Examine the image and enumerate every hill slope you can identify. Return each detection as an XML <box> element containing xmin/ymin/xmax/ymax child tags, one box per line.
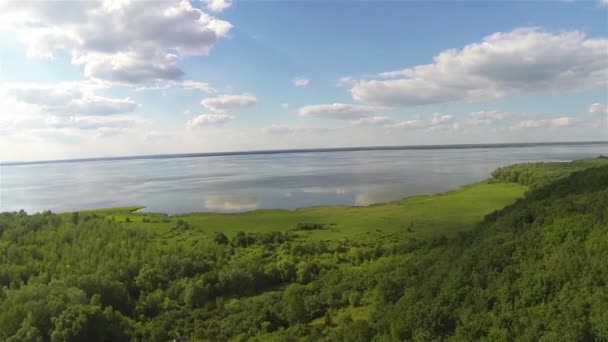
<box><xmin>372</xmin><ymin>163</ymin><xmax>608</xmax><ymax>341</ymax></box>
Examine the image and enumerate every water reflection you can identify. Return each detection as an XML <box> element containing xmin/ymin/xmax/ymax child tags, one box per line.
<box><xmin>1</xmin><ymin>144</ymin><xmax>606</xmax><ymax>214</ymax></box>
<box><xmin>204</xmin><ymin>196</ymin><xmax>260</xmax><ymax>212</ymax></box>
<box><xmin>301</xmin><ymin>187</ymin><xmax>349</xmax><ymax>195</ymax></box>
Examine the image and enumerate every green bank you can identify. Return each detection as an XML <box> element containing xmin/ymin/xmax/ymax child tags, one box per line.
<box><xmin>1</xmin><ymin>158</ymin><xmax>607</xmax><ymax>341</ymax></box>
<box><xmin>90</xmin><ymin>180</ymin><xmax>525</xmax><ymax>242</ymax></box>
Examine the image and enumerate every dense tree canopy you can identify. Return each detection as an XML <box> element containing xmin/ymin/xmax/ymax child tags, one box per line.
<box><xmin>0</xmin><ymin>159</ymin><xmax>607</xmax><ymax>340</ymax></box>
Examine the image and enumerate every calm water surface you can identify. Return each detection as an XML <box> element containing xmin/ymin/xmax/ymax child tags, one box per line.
<box><xmin>1</xmin><ymin>144</ymin><xmax>607</xmax><ymax>214</ymax></box>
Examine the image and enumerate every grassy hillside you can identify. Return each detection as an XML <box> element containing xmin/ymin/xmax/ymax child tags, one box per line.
<box><xmin>89</xmin><ymin>181</ymin><xmax>525</xmax><ymax>242</ymax></box>
<box><xmin>491</xmin><ymin>157</ymin><xmax>608</xmax><ymax>189</ymax></box>
<box><xmin>371</xmin><ymin>162</ymin><xmax>608</xmax><ymax>341</ymax></box>
<box><xmin>0</xmin><ymin>158</ymin><xmax>607</xmax><ymax>341</ymax></box>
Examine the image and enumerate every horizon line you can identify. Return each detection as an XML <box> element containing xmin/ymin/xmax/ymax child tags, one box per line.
<box><xmin>3</xmin><ymin>140</ymin><xmax>608</xmax><ymax>167</ymax></box>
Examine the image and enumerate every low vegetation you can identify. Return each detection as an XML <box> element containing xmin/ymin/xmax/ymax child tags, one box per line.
<box><xmin>0</xmin><ymin>158</ymin><xmax>607</xmax><ymax>341</ymax></box>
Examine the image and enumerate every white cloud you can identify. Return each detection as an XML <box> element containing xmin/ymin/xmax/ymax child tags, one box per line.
<box><xmin>1</xmin><ymin>1</ymin><xmax>233</xmax><ymax>84</ymax></box>
<box><xmin>336</xmin><ymin>76</ymin><xmax>357</xmax><ymax>87</ymax></box>
<box><xmin>430</xmin><ymin>113</ymin><xmax>453</xmax><ymax>125</ymax></box>
<box><xmin>46</xmin><ymin>115</ymin><xmax>142</xmax><ymax>130</ymax></box>
<box><xmin>180</xmin><ymin>80</ymin><xmax>216</xmax><ymax>92</ymax></box>
<box><xmin>263</xmin><ymin>124</ymin><xmax>296</xmax><ymax>135</ymax></box>
<box><xmin>2</xmin><ymin>82</ymin><xmax>139</xmax><ymax>116</ymax></box>
<box><xmin>589</xmin><ymin>103</ymin><xmax>608</xmax><ymax>115</ymax></box>
<box><xmin>201</xmin><ymin>93</ymin><xmax>258</xmax><ymax>113</ymax></box>
<box><xmin>281</xmin><ymin>103</ymin><xmax>290</xmax><ymax>110</ymax></box>
<box><xmin>293</xmin><ymin>77</ymin><xmax>310</xmax><ymax>87</ymax></box>
<box><xmin>468</xmin><ymin>110</ymin><xmax>512</xmax><ymax>125</ymax></box>
<box><xmin>136</xmin><ymin>80</ymin><xmax>216</xmax><ymax>93</ymax></box>
<box><xmin>516</xmin><ymin>117</ymin><xmax>585</xmax><ymax>128</ymax></box>
<box><xmin>298</xmin><ymin>103</ymin><xmax>382</xmax><ymax>120</ymax></box>
<box><xmin>63</xmin><ymin>96</ymin><xmax>138</xmax><ymax>116</ymax></box>
<box><xmin>9</xmin><ymin>86</ymin><xmax>83</xmax><ymax>107</ymax></box>
<box><xmin>0</xmin><ymin>109</ymin><xmax>144</xmax><ymax>138</ymax></box>
<box><xmin>391</xmin><ymin>119</ymin><xmax>427</xmax><ymax>129</ymax></box>
<box><xmin>351</xmin><ymin>28</ymin><xmax>608</xmax><ymax>106</ymax></box>
<box><xmin>186</xmin><ymin>114</ymin><xmax>233</xmax><ymax>128</ymax></box>
<box><xmin>201</xmin><ymin>0</ymin><xmax>233</xmax><ymax>13</ymax></box>
<box><xmin>351</xmin><ymin>113</ymin><xmax>455</xmax><ymax>131</ymax></box>
<box><xmin>351</xmin><ymin>116</ymin><xmax>396</xmax><ymax>126</ymax></box>
<box><xmin>426</xmin><ymin>122</ymin><xmax>461</xmax><ymax>132</ymax></box>
<box><xmin>262</xmin><ymin>125</ymin><xmax>336</xmax><ymax>135</ymax></box>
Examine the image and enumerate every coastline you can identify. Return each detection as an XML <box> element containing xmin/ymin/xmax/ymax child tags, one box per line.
<box><xmin>75</xmin><ymin>179</ymin><xmax>501</xmax><ymax>216</ymax></box>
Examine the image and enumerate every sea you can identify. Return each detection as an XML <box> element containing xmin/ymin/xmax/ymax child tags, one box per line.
<box><xmin>1</xmin><ymin>142</ymin><xmax>607</xmax><ymax>214</ymax></box>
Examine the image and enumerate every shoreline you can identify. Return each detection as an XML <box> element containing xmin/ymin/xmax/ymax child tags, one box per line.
<box><xmin>78</xmin><ymin>179</ymin><xmax>500</xmax><ymax>217</ymax></box>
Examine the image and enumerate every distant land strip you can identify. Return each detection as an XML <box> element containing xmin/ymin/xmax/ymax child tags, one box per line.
<box><xmin>3</xmin><ymin>141</ymin><xmax>608</xmax><ymax>166</ymax></box>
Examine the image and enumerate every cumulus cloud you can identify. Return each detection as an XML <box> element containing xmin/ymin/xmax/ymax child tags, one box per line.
<box><xmin>0</xmin><ymin>110</ymin><xmax>144</xmax><ymax>138</ymax></box>
<box><xmin>298</xmin><ymin>103</ymin><xmax>382</xmax><ymax>120</ymax></box>
<box><xmin>352</xmin><ymin>112</ymin><xmax>457</xmax><ymax>131</ymax></box>
<box><xmin>3</xmin><ymin>82</ymin><xmax>139</xmax><ymax>116</ymax></box>
<box><xmin>351</xmin><ymin>116</ymin><xmax>396</xmax><ymax>126</ymax></box>
<box><xmin>201</xmin><ymin>0</ymin><xmax>233</xmax><ymax>12</ymax></box>
<box><xmin>262</xmin><ymin>125</ymin><xmax>336</xmax><ymax>135</ymax></box>
<box><xmin>336</xmin><ymin>76</ymin><xmax>357</xmax><ymax>87</ymax></box>
<box><xmin>186</xmin><ymin>114</ymin><xmax>233</xmax><ymax>128</ymax></box>
<box><xmin>201</xmin><ymin>94</ymin><xmax>258</xmax><ymax>113</ymax></box>
<box><xmin>391</xmin><ymin>119</ymin><xmax>427</xmax><ymax>129</ymax></box>
<box><xmin>293</xmin><ymin>77</ymin><xmax>310</xmax><ymax>87</ymax></box>
<box><xmin>136</xmin><ymin>80</ymin><xmax>216</xmax><ymax>93</ymax></box>
<box><xmin>430</xmin><ymin>113</ymin><xmax>453</xmax><ymax>125</ymax></box>
<box><xmin>589</xmin><ymin>103</ymin><xmax>608</xmax><ymax>115</ymax></box>
<box><xmin>468</xmin><ymin>110</ymin><xmax>512</xmax><ymax>125</ymax></box>
<box><xmin>351</xmin><ymin>28</ymin><xmax>608</xmax><ymax>106</ymax></box>
<box><xmin>1</xmin><ymin>0</ymin><xmax>233</xmax><ymax>84</ymax></box>
<box><xmin>63</xmin><ymin>96</ymin><xmax>138</xmax><ymax>116</ymax></box>
<box><xmin>516</xmin><ymin>117</ymin><xmax>585</xmax><ymax>128</ymax></box>
<box><xmin>46</xmin><ymin>115</ymin><xmax>142</xmax><ymax>130</ymax></box>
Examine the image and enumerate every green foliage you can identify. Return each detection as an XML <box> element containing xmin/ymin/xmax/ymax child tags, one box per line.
<box><xmin>293</xmin><ymin>223</ymin><xmax>327</xmax><ymax>231</ymax></box>
<box><xmin>372</xmin><ymin>164</ymin><xmax>608</xmax><ymax>340</ymax></box>
<box><xmin>213</xmin><ymin>232</ymin><xmax>229</xmax><ymax>245</ymax></box>
<box><xmin>50</xmin><ymin>305</ymin><xmax>133</xmax><ymax>342</ymax></box>
<box><xmin>0</xmin><ymin>159</ymin><xmax>606</xmax><ymax>340</ymax></box>
<box><xmin>491</xmin><ymin>157</ymin><xmax>608</xmax><ymax>189</ymax></box>
<box><xmin>284</xmin><ymin>284</ymin><xmax>308</xmax><ymax>324</ymax></box>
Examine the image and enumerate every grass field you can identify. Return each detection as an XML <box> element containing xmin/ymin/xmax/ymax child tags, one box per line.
<box><xmin>83</xmin><ymin>180</ymin><xmax>526</xmax><ymax>242</ymax></box>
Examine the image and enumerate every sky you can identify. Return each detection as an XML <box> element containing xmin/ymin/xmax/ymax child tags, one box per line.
<box><xmin>0</xmin><ymin>0</ymin><xmax>607</xmax><ymax>161</ymax></box>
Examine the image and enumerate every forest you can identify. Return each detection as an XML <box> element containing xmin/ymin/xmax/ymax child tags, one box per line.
<box><xmin>1</xmin><ymin>158</ymin><xmax>607</xmax><ymax>341</ymax></box>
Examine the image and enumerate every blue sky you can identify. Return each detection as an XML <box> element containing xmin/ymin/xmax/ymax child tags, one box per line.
<box><xmin>0</xmin><ymin>0</ymin><xmax>606</xmax><ymax>161</ymax></box>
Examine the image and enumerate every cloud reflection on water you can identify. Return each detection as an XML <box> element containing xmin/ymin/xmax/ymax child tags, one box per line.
<box><xmin>2</xmin><ymin>144</ymin><xmax>606</xmax><ymax>214</ymax></box>
<box><xmin>301</xmin><ymin>187</ymin><xmax>348</xmax><ymax>195</ymax></box>
<box><xmin>205</xmin><ymin>196</ymin><xmax>260</xmax><ymax>212</ymax></box>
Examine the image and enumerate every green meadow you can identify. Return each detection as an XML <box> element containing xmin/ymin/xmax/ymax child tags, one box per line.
<box><xmin>87</xmin><ymin>157</ymin><xmax>608</xmax><ymax>243</ymax></box>
<box><xmin>87</xmin><ymin>181</ymin><xmax>526</xmax><ymax>241</ymax></box>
